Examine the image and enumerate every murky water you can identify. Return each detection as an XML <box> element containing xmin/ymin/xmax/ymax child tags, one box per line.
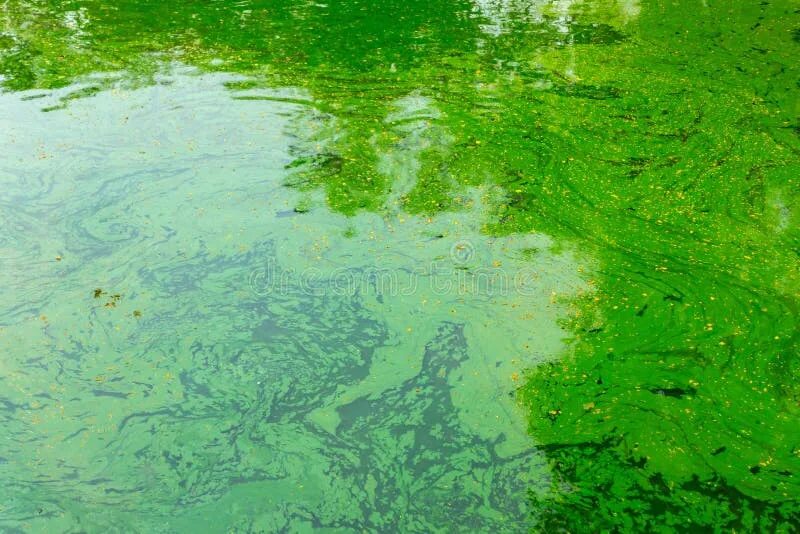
<box><xmin>1</xmin><ymin>0</ymin><xmax>799</xmax><ymax>532</ymax></box>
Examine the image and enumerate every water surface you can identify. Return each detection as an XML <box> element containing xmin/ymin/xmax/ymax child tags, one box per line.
<box><xmin>1</xmin><ymin>0</ymin><xmax>799</xmax><ymax>531</ymax></box>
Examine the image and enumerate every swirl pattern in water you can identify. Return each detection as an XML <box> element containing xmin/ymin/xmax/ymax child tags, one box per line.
<box><xmin>0</xmin><ymin>74</ymin><xmax>588</xmax><ymax>530</ymax></box>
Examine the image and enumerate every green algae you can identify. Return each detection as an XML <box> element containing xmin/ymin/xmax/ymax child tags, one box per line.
<box><xmin>1</xmin><ymin>0</ymin><xmax>799</xmax><ymax>531</ymax></box>
<box><xmin>0</xmin><ymin>72</ymin><xmax>589</xmax><ymax>531</ymax></box>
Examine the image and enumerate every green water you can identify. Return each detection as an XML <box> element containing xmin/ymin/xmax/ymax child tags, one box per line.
<box><xmin>0</xmin><ymin>0</ymin><xmax>798</xmax><ymax>532</ymax></box>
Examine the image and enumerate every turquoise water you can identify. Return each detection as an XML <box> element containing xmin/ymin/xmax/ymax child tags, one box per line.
<box><xmin>1</xmin><ymin>72</ymin><xmax>587</xmax><ymax>530</ymax></box>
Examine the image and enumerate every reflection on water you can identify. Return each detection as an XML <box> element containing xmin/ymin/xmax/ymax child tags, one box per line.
<box><xmin>1</xmin><ymin>0</ymin><xmax>800</xmax><ymax>531</ymax></box>
<box><xmin>472</xmin><ymin>0</ymin><xmax>639</xmax><ymax>37</ymax></box>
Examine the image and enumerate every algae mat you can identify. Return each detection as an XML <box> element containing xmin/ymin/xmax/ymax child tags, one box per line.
<box><xmin>1</xmin><ymin>0</ymin><xmax>799</xmax><ymax>532</ymax></box>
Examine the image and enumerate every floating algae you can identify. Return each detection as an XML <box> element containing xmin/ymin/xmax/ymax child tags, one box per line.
<box><xmin>0</xmin><ymin>0</ymin><xmax>798</xmax><ymax>531</ymax></box>
<box><xmin>0</xmin><ymin>70</ymin><xmax>588</xmax><ymax>530</ymax></box>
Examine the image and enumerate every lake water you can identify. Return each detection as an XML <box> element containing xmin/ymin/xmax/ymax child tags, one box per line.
<box><xmin>1</xmin><ymin>1</ymin><xmax>798</xmax><ymax>532</ymax></box>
